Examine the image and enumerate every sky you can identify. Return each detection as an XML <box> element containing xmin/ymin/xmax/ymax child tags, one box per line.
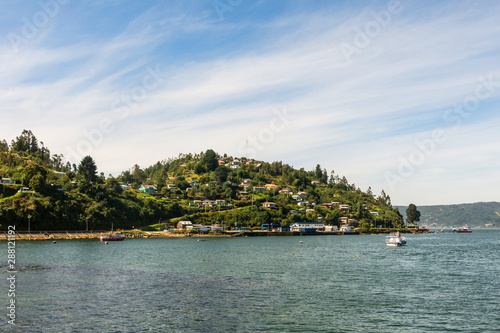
<box><xmin>1</xmin><ymin>0</ymin><xmax>499</xmax><ymax>206</ymax></box>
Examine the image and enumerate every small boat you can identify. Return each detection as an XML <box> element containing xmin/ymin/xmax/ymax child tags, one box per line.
<box><xmin>457</xmin><ymin>226</ymin><xmax>472</xmax><ymax>233</ymax></box>
<box><xmin>100</xmin><ymin>232</ymin><xmax>125</xmax><ymax>241</ymax></box>
<box><xmin>385</xmin><ymin>232</ymin><xmax>407</xmax><ymax>247</ymax></box>
<box><xmin>100</xmin><ymin>224</ymin><xmax>125</xmax><ymax>241</ymax></box>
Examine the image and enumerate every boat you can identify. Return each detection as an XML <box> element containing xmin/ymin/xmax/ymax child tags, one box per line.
<box><xmin>457</xmin><ymin>226</ymin><xmax>472</xmax><ymax>233</ymax></box>
<box><xmin>385</xmin><ymin>232</ymin><xmax>407</xmax><ymax>247</ymax></box>
<box><xmin>100</xmin><ymin>224</ymin><xmax>125</xmax><ymax>241</ymax></box>
<box><xmin>100</xmin><ymin>232</ymin><xmax>125</xmax><ymax>241</ymax></box>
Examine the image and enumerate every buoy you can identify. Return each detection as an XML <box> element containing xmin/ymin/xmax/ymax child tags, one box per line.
<box><xmin>53</xmin><ymin>241</ymin><xmax>56</xmax><ymax>244</ymax></box>
<box><xmin>105</xmin><ymin>241</ymin><xmax>108</xmax><ymax>244</ymax></box>
<box><xmin>299</xmin><ymin>241</ymin><xmax>303</xmax><ymax>244</ymax></box>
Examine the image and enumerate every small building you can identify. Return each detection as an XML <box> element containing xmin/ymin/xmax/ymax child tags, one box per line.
<box><xmin>291</xmin><ymin>222</ymin><xmax>325</xmax><ymax>232</ymax></box>
<box><xmin>265</xmin><ymin>184</ymin><xmax>278</xmax><ymax>190</ymax></box>
<box><xmin>325</xmin><ymin>225</ymin><xmax>338</xmax><ymax>232</ymax></box>
<box><xmin>262</xmin><ymin>202</ymin><xmax>278</xmax><ymax>209</ymax></box>
<box><xmin>177</xmin><ymin>221</ymin><xmax>193</xmax><ymax>229</ymax></box>
<box><xmin>279</xmin><ymin>188</ymin><xmax>293</xmax><ymax>195</ymax></box>
<box><xmin>253</xmin><ymin>186</ymin><xmax>266</xmax><ymax>192</ymax></box>
<box><xmin>340</xmin><ymin>224</ymin><xmax>351</xmax><ymax>232</ymax></box>
<box><xmin>370</xmin><ymin>211</ymin><xmax>380</xmax><ymax>216</ymax></box>
<box><xmin>292</xmin><ymin>195</ymin><xmax>303</xmax><ymax>202</ymax></box>
<box><xmin>187</xmin><ymin>224</ymin><xmax>211</xmax><ymax>232</ymax></box>
<box><xmin>1</xmin><ymin>178</ymin><xmax>15</xmax><ymax>184</ymax></box>
<box><xmin>339</xmin><ymin>204</ymin><xmax>350</xmax><ymax>211</ymax></box>
<box><xmin>211</xmin><ymin>224</ymin><xmax>223</xmax><ymax>232</ymax></box>
<box><xmin>138</xmin><ymin>185</ymin><xmax>157</xmax><ymax>194</ymax></box>
<box><xmin>215</xmin><ymin>199</ymin><xmax>228</xmax><ymax>206</ymax></box>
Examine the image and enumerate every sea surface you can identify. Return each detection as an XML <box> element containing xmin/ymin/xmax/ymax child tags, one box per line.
<box><xmin>2</xmin><ymin>230</ymin><xmax>499</xmax><ymax>332</ymax></box>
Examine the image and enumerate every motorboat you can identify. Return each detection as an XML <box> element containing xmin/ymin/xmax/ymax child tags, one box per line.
<box><xmin>385</xmin><ymin>232</ymin><xmax>407</xmax><ymax>247</ymax></box>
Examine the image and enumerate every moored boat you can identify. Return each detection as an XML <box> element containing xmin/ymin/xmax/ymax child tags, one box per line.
<box><xmin>385</xmin><ymin>232</ymin><xmax>406</xmax><ymax>247</ymax></box>
<box><xmin>100</xmin><ymin>232</ymin><xmax>125</xmax><ymax>241</ymax></box>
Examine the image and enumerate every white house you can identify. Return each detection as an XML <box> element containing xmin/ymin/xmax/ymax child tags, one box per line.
<box><xmin>340</xmin><ymin>224</ymin><xmax>351</xmax><ymax>232</ymax></box>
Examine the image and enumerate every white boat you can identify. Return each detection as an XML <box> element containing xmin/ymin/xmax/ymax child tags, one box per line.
<box><xmin>385</xmin><ymin>232</ymin><xmax>407</xmax><ymax>247</ymax></box>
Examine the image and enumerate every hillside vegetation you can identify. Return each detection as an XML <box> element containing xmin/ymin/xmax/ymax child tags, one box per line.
<box><xmin>1</xmin><ymin>130</ymin><xmax>405</xmax><ymax>231</ymax></box>
<box><xmin>397</xmin><ymin>202</ymin><xmax>500</xmax><ymax>229</ymax></box>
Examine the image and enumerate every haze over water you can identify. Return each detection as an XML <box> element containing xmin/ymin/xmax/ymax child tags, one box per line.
<box><xmin>3</xmin><ymin>230</ymin><xmax>499</xmax><ymax>332</ymax></box>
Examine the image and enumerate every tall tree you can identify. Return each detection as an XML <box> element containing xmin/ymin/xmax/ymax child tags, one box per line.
<box><xmin>406</xmin><ymin>203</ymin><xmax>421</xmax><ymax>225</ymax></box>
<box><xmin>77</xmin><ymin>156</ymin><xmax>98</xmax><ymax>190</ymax></box>
<box><xmin>11</xmin><ymin>129</ymin><xmax>39</xmax><ymax>154</ymax></box>
<box><xmin>202</xmin><ymin>149</ymin><xmax>219</xmax><ymax>172</ymax></box>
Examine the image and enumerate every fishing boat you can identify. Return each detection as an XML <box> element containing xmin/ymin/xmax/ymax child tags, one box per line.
<box><xmin>385</xmin><ymin>232</ymin><xmax>407</xmax><ymax>247</ymax></box>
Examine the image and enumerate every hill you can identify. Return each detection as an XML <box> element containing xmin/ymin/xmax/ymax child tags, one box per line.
<box><xmin>1</xmin><ymin>130</ymin><xmax>404</xmax><ymax>232</ymax></box>
<box><xmin>396</xmin><ymin>202</ymin><xmax>500</xmax><ymax>229</ymax></box>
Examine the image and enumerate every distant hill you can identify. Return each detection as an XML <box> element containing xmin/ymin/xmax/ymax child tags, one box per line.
<box><xmin>396</xmin><ymin>202</ymin><xmax>500</xmax><ymax>229</ymax></box>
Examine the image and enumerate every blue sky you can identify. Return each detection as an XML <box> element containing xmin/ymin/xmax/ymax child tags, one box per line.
<box><xmin>1</xmin><ymin>0</ymin><xmax>500</xmax><ymax>205</ymax></box>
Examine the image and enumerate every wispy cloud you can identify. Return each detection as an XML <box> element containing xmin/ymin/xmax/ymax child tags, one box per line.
<box><xmin>1</xmin><ymin>0</ymin><xmax>499</xmax><ymax>205</ymax></box>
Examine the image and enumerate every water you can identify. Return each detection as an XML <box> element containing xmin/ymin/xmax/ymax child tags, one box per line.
<box><xmin>2</xmin><ymin>230</ymin><xmax>499</xmax><ymax>332</ymax></box>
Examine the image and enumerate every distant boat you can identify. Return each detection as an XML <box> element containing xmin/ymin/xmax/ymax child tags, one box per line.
<box><xmin>100</xmin><ymin>224</ymin><xmax>125</xmax><ymax>241</ymax></box>
<box><xmin>100</xmin><ymin>232</ymin><xmax>125</xmax><ymax>241</ymax></box>
<box><xmin>385</xmin><ymin>232</ymin><xmax>407</xmax><ymax>247</ymax></box>
<box><xmin>457</xmin><ymin>226</ymin><xmax>472</xmax><ymax>233</ymax></box>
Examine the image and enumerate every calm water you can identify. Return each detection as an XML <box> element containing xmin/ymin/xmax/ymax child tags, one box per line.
<box><xmin>2</xmin><ymin>230</ymin><xmax>499</xmax><ymax>332</ymax></box>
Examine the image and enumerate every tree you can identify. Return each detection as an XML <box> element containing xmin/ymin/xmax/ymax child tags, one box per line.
<box><xmin>22</xmin><ymin>163</ymin><xmax>47</xmax><ymax>189</ymax></box>
<box><xmin>78</xmin><ymin>156</ymin><xmax>98</xmax><ymax>183</ymax></box>
<box><xmin>0</xmin><ymin>139</ymin><xmax>8</xmax><ymax>152</ymax></box>
<box><xmin>202</xmin><ymin>149</ymin><xmax>219</xmax><ymax>172</ymax></box>
<box><xmin>406</xmin><ymin>203</ymin><xmax>421</xmax><ymax>225</ymax></box>
<box><xmin>11</xmin><ymin>129</ymin><xmax>39</xmax><ymax>154</ymax></box>
<box><xmin>77</xmin><ymin>156</ymin><xmax>98</xmax><ymax>194</ymax></box>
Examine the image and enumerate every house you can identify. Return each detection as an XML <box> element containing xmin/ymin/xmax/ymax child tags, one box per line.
<box><xmin>321</xmin><ymin>203</ymin><xmax>334</xmax><ymax>209</ymax></box>
<box><xmin>339</xmin><ymin>217</ymin><xmax>349</xmax><ymax>224</ymax></box>
<box><xmin>297</xmin><ymin>202</ymin><xmax>307</xmax><ymax>207</ymax></box>
<box><xmin>177</xmin><ymin>221</ymin><xmax>193</xmax><ymax>229</ymax></box>
<box><xmin>289</xmin><ymin>210</ymin><xmax>299</xmax><ymax>215</ymax></box>
<box><xmin>211</xmin><ymin>224</ymin><xmax>223</xmax><ymax>232</ymax></box>
<box><xmin>18</xmin><ymin>187</ymin><xmax>34</xmax><ymax>193</ymax></box>
<box><xmin>238</xmin><ymin>191</ymin><xmax>248</xmax><ymax>197</ymax></box>
<box><xmin>370</xmin><ymin>211</ymin><xmax>380</xmax><ymax>216</ymax></box>
<box><xmin>189</xmin><ymin>200</ymin><xmax>203</xmax><ymax>207</ymax></box>
<box><xmin>279</xmin><ymin>188</ymin><xmax>293</xmax><ymax>195</ymax></box>
<box><xmin>120</xmin><ymin>183</ymin><xmax>132</xmax><ymax>191</ymax></box>
<box><xmin>262</xmin><ymin>202</ymin><xmax>278</xmax><ymax>209</ymax></box>
<box><xmin>311</xmin><ymin>180</ymin><xmax>320</xmax><ymax>185</ymax></box>
<box><xmin>138</xmin><ymin>185</ymin><xmax>157</xmax><ymax>194</ymax></box>
<box><xmin>1</xmin><ymin>178</ymin><xmax>15</xmax><ymax>184</ymax></box>
<box><xmin>340</xmin><ymin>224</ymin><xmax>351</xmax><ymax>232</ymax></box>
<box><xmin>166</xmin><ymin>184</ymin><xmax>178</xmax><ymax>189</ymax></box>
<box><xmin>339</xmin><ymin>204</ymin><xmax>350</xmax><ymax>211</ymax></box>
<box><xmin>218</xmin><ymin>160</ymin><xmax>225</xmax><ymax>165</ymax></box>
<box><xmin>292</xmin><ymin>195</ymin><xmax>303</xmax><ymax>202</ymax></box>
<box><xmin>180</xmin><ymin>163</ymin><xmax>187</xmax><ymax>168</ymax></box>
<box><xmin>297</xmin><ymin>191</ymin><xmax>307</xmax><ymax>197</ymax></box>
<box><xmin>187</xmin><ymin>224</ymin><xmax>211</xmax><ymax>232</ymax></box>
<box><xmin>253</xmin><ymin>186</ymin><xmax>266</xmax><ymax>192</ymax></box>
<box><xmin>215</xmin><ymin>199</ymin><xmax>228</xmax><ymax>206</ymax></box>
<box><xmin>230</xmin><ymin>165</ymin><xmax>240</xmax><ymax>169</ymax></box>
<box><xmin>325</xmin><ymin>225</ymin><xmax>338</xmax><ymax>232</ymax></box>
<box><xmin>265</xmin><ymin>184</ymin><xmax>278</xmax><ymax>190</ymax></box>
<box><xmin>189</xmin><ymin>180</ymin><xmax>199</xmax><ymax>186</ymax></box>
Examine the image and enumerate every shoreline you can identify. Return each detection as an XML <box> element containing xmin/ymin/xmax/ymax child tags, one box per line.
<box><xmin>0</xmin><ymin>228</ymin><xmax>430</xmax><ymax>241</ymax></box>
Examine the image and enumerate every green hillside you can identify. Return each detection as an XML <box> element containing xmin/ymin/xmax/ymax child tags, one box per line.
<box><xmin>1</xmin><ymin>130</ymin><xmax>404</xmax><ymax>232</ymax></box>
<box><xmin>396</xmin><ymin>202</ymin><xmax>500</xmax><ymax>229</ymax></box>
